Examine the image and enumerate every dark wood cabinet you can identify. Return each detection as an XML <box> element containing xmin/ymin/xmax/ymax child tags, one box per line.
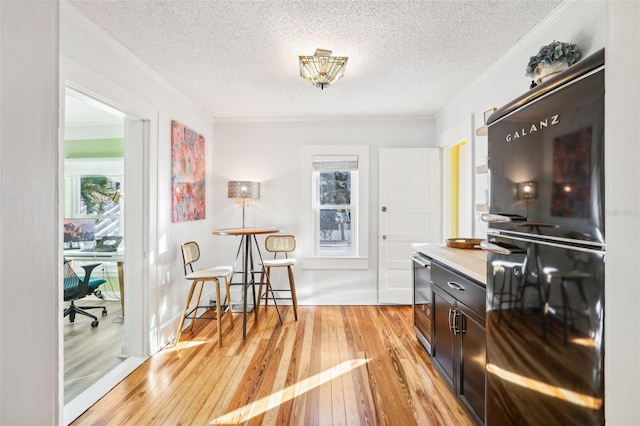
<box><xmin>458</xmin><ymin>302</ymin><xmax>486</xmax><ymax>423</ymax></box>
<box><xmin>431</xmin><ymin>261</ymin><xmax>486</xmax><ymax>425</ymax></box>
<box><xmin>432</xmin><ymin>287</ymin><xmax>456</xmax><ymax>386</ymax></box>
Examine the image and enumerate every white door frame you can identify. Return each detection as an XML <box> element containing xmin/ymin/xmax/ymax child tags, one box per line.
<box><xmin>60</xmin><ymin>58</ymin><xmax>159</xmax><ymax>423</ymax></box>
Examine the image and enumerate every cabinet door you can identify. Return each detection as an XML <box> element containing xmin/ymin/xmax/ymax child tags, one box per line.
<box><xmin>432</xmin><ymin>286</ymin><xmax>456</xmax><ymax>389</ymax></box>
<box><xmin>459</xmin><ymin>303</ymin><xmax>486</xmax><ymax>423</ymax></box>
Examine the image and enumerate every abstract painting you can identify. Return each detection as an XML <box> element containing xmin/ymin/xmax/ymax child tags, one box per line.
<box><xmin>171</xmin><ymin>120</ymin><xmax>206</xmax><ymax>222</ymax></box>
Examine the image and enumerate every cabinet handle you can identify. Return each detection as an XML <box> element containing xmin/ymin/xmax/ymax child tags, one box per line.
<box><xmin>449</xmin><ymin>308</ymin><xmax>461</xmax><ymax>334</ymax></box>
<box><xmin>452</xmin><ymin>310</ymin><xmax>459</xmax><ymax>335</ymax></box>
<box><xmin>447</xmin><ymin>281</ymin><xmax>465</xmax><ymax>291</ymax></box>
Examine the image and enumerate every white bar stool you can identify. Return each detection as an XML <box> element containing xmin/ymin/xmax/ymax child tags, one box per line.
<box><xmin>175</xmin><ymin>241</ymin><xmax>234</xmax><ymax>347</ymax></box>
<box><xmin>257</xmin><ymin>235</ymin><xmax>299</xmax><ymax>321</ymax></box>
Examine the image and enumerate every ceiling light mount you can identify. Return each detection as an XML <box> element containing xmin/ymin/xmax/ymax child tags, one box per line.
<box><xmin>299</xmin><ymin>48</ymin><xmax>348</xmax><ymax>90</ymax></box>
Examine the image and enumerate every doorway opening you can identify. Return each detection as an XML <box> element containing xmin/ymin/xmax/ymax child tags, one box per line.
<box><xmin>442</xmin><ymin>140</ymin><xmax>471</xmax><ymax>239</ymax></box>
<box><xmin>62</xmin><ymin>89</ymin><xmax>126</xmax><ymax>402</ymax></box>
<box><xmin>61</xmin><ymin>86</ymin><xmax>150</xmax><ymax>424</ymax></box>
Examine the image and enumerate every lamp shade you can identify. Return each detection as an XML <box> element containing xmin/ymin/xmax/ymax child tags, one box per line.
<box><xmin>299</xmin><ymin>49</ymin><xmax>348</xmax><ymax>90</ymax></box>
<box><xmin>228</xmin><ymin>181</ymin><xmax>260</xmax><ymax>200</ymax></box>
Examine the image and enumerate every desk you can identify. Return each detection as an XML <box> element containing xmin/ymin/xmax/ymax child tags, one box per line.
<box><xmin>63</xmin><ymin>250</ymin><xmax>124</xmax><ymax>316</ymax></box>
<box><xmin>212</xmin><ymin>227</ymin><xmax>282</xmax><ymax>337</ymax></box>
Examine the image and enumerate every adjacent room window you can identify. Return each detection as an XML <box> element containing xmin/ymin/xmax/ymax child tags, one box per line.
<box><xmin>64</xmin><ymin>159</ymin><xmax>124</xmax><ymax>241</ymax></box>
<box><xmin>302</xmin><ymin>145</ymin><xmax>369</xmax><ymax>269</ymax></box>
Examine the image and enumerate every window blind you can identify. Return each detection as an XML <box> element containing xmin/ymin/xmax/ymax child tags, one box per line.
<box><xmin>312</xmin><ymin>155</ymin><xmax>358</xmax><ymax>171</ymax></box>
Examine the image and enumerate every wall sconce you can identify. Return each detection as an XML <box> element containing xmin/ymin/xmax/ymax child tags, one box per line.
<box><xmin>517</xmin><ymin>181</ymin><xmax>538</xmax><ymax>200</ymax></box>
<box><xmin>561</xmin><ymin>182</ymin><xmax>573</xmax><ymax>193</ymax></box>
<box><xmin>228</xmin><ymin>181</ymin><xmax>260</xmax><ymax>228</ymax></box>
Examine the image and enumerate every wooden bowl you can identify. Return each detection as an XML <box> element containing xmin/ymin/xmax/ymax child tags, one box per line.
<box><xmin>446</xmin><ymin>238</ymin><xmax>484</xmax><ymax>250</ymax></box>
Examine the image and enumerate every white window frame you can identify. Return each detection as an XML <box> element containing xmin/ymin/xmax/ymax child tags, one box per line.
<box><xmin>313</xmin><ymin>160</ymin><xmax>358</xmax><ymax>256</ymax></box>
<box><xmin>301</xmin><ymin>145</ymin><xmax>369</xmax><ymax>269</ymax></box>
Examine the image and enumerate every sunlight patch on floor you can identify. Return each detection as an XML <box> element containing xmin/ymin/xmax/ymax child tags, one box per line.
<box><xmin>210</xmin><ymin>358</ymin><xmax>370</xmax><ymax>424</ymax></box>
<box><xmin>486</xmin><ymin>363</ymin><xmax>602</xmax><ymax>410</ymax></box>
<box><xmin>163</xmin><ymin>340</ymin><xmax>209</xmax><ymax>352</ymax></box>
<box><xmin>571</xmin><ymin>337</ymin><xmax>596</xmax><ymax>348</ymax></box>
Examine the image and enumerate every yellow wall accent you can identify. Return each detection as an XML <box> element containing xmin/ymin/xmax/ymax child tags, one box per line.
<box><xmin>450</xmin><ymin>144</ymin><xmax>459</xmax><ymax>237</ymax></box>
<box><xmin>450</xmin><ymin>140</ymin><xmax>466</xmax><ymax>237</ymax></box>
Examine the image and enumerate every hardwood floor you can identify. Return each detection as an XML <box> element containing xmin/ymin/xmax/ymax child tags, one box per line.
<box><xmin>72</xmin><ymin>305</ymin><xmax>474</xmax><ymax>425</ymax></box>
<box><xmin>64</xmin><ymin>297</ymin><xmax>124</xmax><ymax>404</ymax></box>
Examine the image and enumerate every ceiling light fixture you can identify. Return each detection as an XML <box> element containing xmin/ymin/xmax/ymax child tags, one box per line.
<box><xmin>299</xmin><ymin>49</ymin><xmax>348</xmax><ymax>90</ymax></box>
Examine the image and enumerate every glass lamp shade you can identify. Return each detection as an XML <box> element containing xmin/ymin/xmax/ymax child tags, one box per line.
<box><xmin>228</xmin><ymin>181</ymin><xmax>260</xmax><ymax>202</ymax></box>
<box><xmin>299</xmin><ymin>49</ymin><xmax>348</xmax><ymax>90</ymax></box>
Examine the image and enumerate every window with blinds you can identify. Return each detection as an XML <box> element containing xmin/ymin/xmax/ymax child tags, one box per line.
<box><xmin>312</xmin><ymin>155</ymin><xmax>359</xmax><ymax>256</ymax></box>
<box><xmin>301</xmin><ymin>145</ymin><xmax>369</xmax><ymax>269</ymax></box>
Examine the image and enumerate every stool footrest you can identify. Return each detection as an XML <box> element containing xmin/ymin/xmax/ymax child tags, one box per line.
<box><xmin>185</xmin><ymin>304</ymin><xmax>230</xmax><ymax>320</ymax></box>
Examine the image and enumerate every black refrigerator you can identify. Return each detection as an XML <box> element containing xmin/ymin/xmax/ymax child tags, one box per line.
<box><xmin>481</xmin><ymin>49</ymin><xmax>605</xmax><ymax>425</ymax></box>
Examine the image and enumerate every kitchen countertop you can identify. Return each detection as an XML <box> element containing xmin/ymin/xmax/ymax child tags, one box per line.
<box><xmin>412</xmin><ymin>243</ymin><xmax>487</xmax><ymax>285</ymax></box>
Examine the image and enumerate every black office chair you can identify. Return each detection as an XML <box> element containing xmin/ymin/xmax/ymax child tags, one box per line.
<box><xmin>63</xmin><ymin>259</ymin><xmax>108</xmax><ymax>327</ymax></box>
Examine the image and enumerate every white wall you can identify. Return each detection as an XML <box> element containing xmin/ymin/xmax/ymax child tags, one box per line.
<box><xmin>604</xmin><ymin>2</ymin><xmax>640</xmax><ymax>423</ymax></box>
<box><xmin>211</xmin><ymin>118</ymin><xmax>435</xmax><ymax>305</ymax></box>
<box><xmin>0</xmin><ymin>1</ymin><xmax>61</xmax><ymax>424</ymax></box>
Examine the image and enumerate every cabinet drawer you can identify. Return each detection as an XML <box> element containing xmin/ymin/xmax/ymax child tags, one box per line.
<box><xmin>432</xmin><ymin>262</ymin><xmax>485</xmax><ymax>318</ymax></box>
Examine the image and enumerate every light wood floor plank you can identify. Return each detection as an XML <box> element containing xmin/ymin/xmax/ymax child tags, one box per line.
<box><xmin>284</xmin><ymin>302</ymin><xmax>314</xmax><ymax>426</ymax></box>
<box><xmin>64</xmin><ymin>298</ymin><xmax>125</xmax><ymax>404</ymax></box>
<box><xmin>72</xmin><ymin>305</ymin><xmax>474</xmax><ymax>426</ymax></box>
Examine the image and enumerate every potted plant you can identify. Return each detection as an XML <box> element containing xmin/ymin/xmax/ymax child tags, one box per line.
<box><xmin>526</xmin><ymin>40</ymin><xmax>581</xmax><ymax>88</ymax></box>
<box><xmin>80</xmin><ymin>175</ymin><xmax>115</xmax><ymax>214</ymax></box>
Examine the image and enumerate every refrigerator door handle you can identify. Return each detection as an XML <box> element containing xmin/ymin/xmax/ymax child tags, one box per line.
<box><xmin>481</xmin><ymin>213</ymin><xmax>527</xmax><ymax>223</ymax></box>
<box><xmin>480</xmin><ymin>240</ymin><xmax>513</xmax><ymax>255</ymax></box>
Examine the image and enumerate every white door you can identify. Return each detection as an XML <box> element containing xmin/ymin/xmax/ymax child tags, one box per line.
<box><xmin>378</xmin><ymin>148</ymin><xmax>440</xmax><ymax>304</ymax></box>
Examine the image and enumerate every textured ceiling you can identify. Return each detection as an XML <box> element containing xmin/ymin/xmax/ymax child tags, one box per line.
<box><xmin>68</xmin><ymin>0</ymin><xmax>563</xmax><ymax>119</ymax></box>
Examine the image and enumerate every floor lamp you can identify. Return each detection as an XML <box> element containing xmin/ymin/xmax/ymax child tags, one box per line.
<box><xmin>227</xmin><ymin>181</ymin><xmax>260</xmax><ymax>312</ymax></box>
<box><xmin>227</xmin><ymin>181</ymin><xmax>260</xmax><ymax>228</ymax></box>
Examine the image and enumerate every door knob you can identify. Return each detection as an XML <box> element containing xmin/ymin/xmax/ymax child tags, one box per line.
<box><xmin>381</xmin><ymin>206</ymin><xmax>387</xmax><ymax>212</ymax></box>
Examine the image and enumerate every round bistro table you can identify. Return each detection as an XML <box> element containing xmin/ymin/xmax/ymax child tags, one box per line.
<box><xmin>212</xmin><ymin>227</ymin><xmax>282</xmax><ymax>338</ymax></box>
